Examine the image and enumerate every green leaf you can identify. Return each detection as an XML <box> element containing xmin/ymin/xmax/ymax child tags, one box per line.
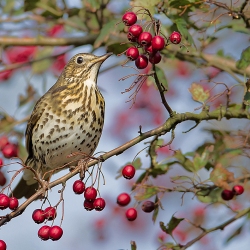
<box><xmin>94</xmin><ymin>20</ymin><xmax>118</xmax><ymax>48</ymax></box>
<box><xmin>3</xmin><ymin>0</ymin><xmax>16</xmax><ymax>13</ymax></box>
<box><xmin>135</xmin><ymin>186</ymin><xmax>158</xmax><ymax>201</ymax></box>
<box><xmin>174</xmin><ymin>150</ymin><xmax>195</xmax><ymax>172</ymax></box>
<box><xmin>155</xmin><ymin>66</ymin><xmax>168</xmax><ymax>90</ymax></box>
<box><xmin>160</xmin><ymin>216</ymin><xmax>184</xmax><ymax>236</ymax></box>
<box><xmin>83</xmin><ymin>0</ymin><xmax>101</xmax><ymax>11</ymax></box>
<box><xmin>131</xmin><ymin>0</ymin><xmax>161</xmax><ymax>17</ymax></box>
<box><xmin>236</xmin><ymin>46</ymin><xmax>250</xmax><ymax>70</ymax></box>
<box><xmin>130</xmin><ymin>241</ymin><xmax>137</xmax><ymax>250</ymax></box>
<box><xmin>152</xmin><ymin>195</ymin><xmax>160</xmax><ymax>223</ymax></box>
<box><xmin>32</xmin><ymin>47</ymin><xmax>53</xmax><ymax>74</ymax></box>
<box><xmin>226</xmin><ymin>224</ymin><xmax>243</xmax><ymax>243</ymax></box>
<box><xmin>107</xmin><ymin>43</ymin><xmax>130</xmax><ymax>55</ymax></box>
<box><xmin>196</xmin><ymin>188</ymin><xmax>221</xmax><ymax>203</ymax></box>
<box><xmin>24</xmin><ymin>0</ymin><xmax>39</xmax><ymax>11</ymax></box>
<box><xmin>243</xmin><ymin>79</ymin><xmax>250</xmax><ymax>106</ymax></box>
<box><xmin>175</xmin><ymin>18</ymin><xmax>196</xmax><ymax>47</ymax></box>
<box><xmin>189</xmin><ymin>83</ymin><xmax>210</xmax><ymax>103</ymax></box>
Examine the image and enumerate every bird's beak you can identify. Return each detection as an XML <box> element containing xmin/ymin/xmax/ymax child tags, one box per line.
<box><xmin>92</xmin><ymin>52</ymin><xmax>113</xmax><ymax>65</ymax></box>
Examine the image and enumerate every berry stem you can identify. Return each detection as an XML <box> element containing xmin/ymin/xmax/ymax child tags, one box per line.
<box><xmin>152</xmin><ymin>64</ymin><xmax>173</xmax><ymax>117</ymax></box>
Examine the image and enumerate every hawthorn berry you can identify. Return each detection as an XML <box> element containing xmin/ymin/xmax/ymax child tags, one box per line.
<box><xmin>0</xmin><ymin>194</ymin><xmax>9</xmax><ymax>210</ymax></box>
<box><xmin>84</xmin><ymin>187</ymin><xmax>97</xmax><ymax>201</ymax></box>
<box><xmin>122</xmin><ymin>12</ymin><xmax>137</xmax><ymax>26</ymax></box>
<box><xmin>128</xmin><ymin>24</ymin><xmax>143</xmax><ymax>38</ymax></box>
<box><xmin>0</xmin><ymin>136</ymin><xmax>9</xmax><ymax>151</ymax></box>
<box><xmin>2</xmin><ymin>143</ymin><xmax>18</xmax><ymax>158</ymax></box>
<box><xmin>49</xmin><ymin>226</ymin><xmax>63</xmax><ymax>241</ymax></box>
<box><xmin>126</xmin><ymin>47</ymin><xmax>139</xmax><ymax>61</ymax></box>
<box><xmin>84</xmin><ymin>199</ymin><xmax>94</xmax><ymax>211</ymax></box>
<box><xmin>44</xmin><ymin>206</ymin><xmax>57</xmax><ymax>220</ymax></box>
<box><xmin>145</xmin><ymin>45</ymin><xmax>155</xmax><ymax>55</ymax></box>
<box><xmin>126</xmin><ymin>208</ymin><xmax>137</xmax><ymax>221</ymax></box>
<box><xmin>9</xmin><ymin>197</ymin><xmax>19</xmax><ymax>210</ymax></box>
<box><xmin>221</xmin><ymin>189</ymin><xmax>234</xmax><ymax>201</ymax></box>
<box><xmin>38</xmin><ymin>225</ymin><xmax>51</xmax><ymax>241</ymax></box>
<box><xmin>0</xmin><ymin>240</ymin><xmax>6</xmax><ymax>250</ymax></box>
<box><xmin>149</xmin><ymin>51</ymin><xmax>162</xmax><ymax>64</ymax></box>
<box><xmin>135</xmin><ymin>55</ymin><xmax>148</xmax><ymax>69</ymax></box>
<box><xmin>152</xmin><ymin>35</ymin><xmax>165</xmax><ymax>51</ymax></box>
<box><xmin>122</xmin><ymin>165</ymin><xmax>136</xmax><ymax>179</ymax></box>
<box><xmin>141</xmin><ymin>201</ymin><xmax>155</xmax><ymax>213</ymax></box>
<box><xmin>0</xmin><ymin>158</ymin><xmax>3</xmax><ymax>167</ymax></box>
<box><xmin>93</xmin><ymin>198</ymin><xmax>106</xmax><ymax>211</ymax></box>
<box><xmin>73</xmin><ymin>180</ymin><xmax>85</xmax><ymax>194</ymax></box>
<box><xmin>138</xmin><ymin>32</ymin><xmax>152</xmax><ymax>46</ymax></box>
<box><xmin>169</xmin><ymin>31</ymin><xmax>182</xmax><ymax>44</ymax></box>
<box><xmin>32</xmin><ymin>209</ymin><xmax>45</xmax><ymax>224</ymax></box>
<box><xmin>117</xmin><ymin>193</ymin><xmax>131</xmax><ymax>206</ymax></box>
<box><xmin>232</xmin><ymin>185</ymin><xmax>244</xmax><ymax>195</ymax></box>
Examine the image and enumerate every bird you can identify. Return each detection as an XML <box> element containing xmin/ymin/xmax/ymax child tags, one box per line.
<box><xmin>12</xmin><ymin>52</ymin><xmax>113</xmax><ymax>199</ymax></box>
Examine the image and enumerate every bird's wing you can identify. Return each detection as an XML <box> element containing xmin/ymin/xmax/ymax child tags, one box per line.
<box><xmin>25</xmin><ymin>84</ymin><xmax>68</xmax><ymax>158</ymax></box>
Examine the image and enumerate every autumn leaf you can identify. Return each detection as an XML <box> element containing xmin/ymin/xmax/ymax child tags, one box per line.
<box><xmin>189</xmin><ymin>83</ymin><xmax>210</xmax><ymax>103</ymax></box>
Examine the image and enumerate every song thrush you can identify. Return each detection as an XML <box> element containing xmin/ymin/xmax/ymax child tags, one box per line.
<box><xmin>12</xmin><ymin>52</ymin><xmax>112</xmax><ymax>199</ymax></box>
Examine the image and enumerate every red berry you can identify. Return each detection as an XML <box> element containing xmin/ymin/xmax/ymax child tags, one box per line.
<box><xmin>126</xmin><ymin>47</ymin><xmax>139</xmax><ymax>61</ymax></box>
<box><xmin>84</xmin><ymin>187</ymin><xmax>97</xmax><ymax>201</ymax></box>
<box><xmin>128</xmin><ymin>24</ymin><xmax>143</xmax><ymax>37</ymax></box>
<box><xmin>0</xmin><ymin>172</ymin><xmax>6</xmax><ymax>186</ymax></box>
<box><xmin>49</xmin><ymin>226</ymin><xmax>63</xmax><ymax>241</ymax></box>
<box><xmin>138</xmin><ymin>32</ymin><xmax>152</xmax><ymax>46</ymax></box>
<box><xmin>152</xmin><ymin>35</ymin><xmax>165</xmax><ymax>51</ymax></box>
<box><xmin>141</xmin><ymin>201</ymin><xmax>155</xmax><ymax>213</ymax></box>
<box><xmin>9</xmin><ymin>197</ymin><xmax>19</xmax><ymax>210</ymax></box>
<box><xmin>221</xmin><ymin>189</ymin><xmax>234</xmax><ymax>201</ymax></box>
<box><xmin>145</xmin><ymin>45</ymin><xmax>156</xmax><ymax>55</ymax></box>
<box><xmin>73</xmin><ymin>180</ymin><xmax>85</xmax><ymax>194</ymax></box>
<box><xmin>2</xmin><ymin>143</ymin><xmax>18</xmax><ymax>158</ymax></box>
<box><xmin>0</xmin><ymin>194</ymin><xmax>9</xmax><ymax>210</ymax></box>
<box><xmin>126</xmin><ymin>208</ymin><xmax>137</xmax><ymax>221</ymax></box>
<box><xmin>169</xmin><ymin>31</ymin><xmax>182</xmax><ymax>44</ymax></box>
<box><xmin>117</xmin><ymin>193</ymin><xmax>131</xmax><ymax>206</ymax></box>
<box><xmin>135</xmin><ymin>55</ymin><xmax>148</xmax><ymax>69</ymax></box>
<box><xmin>38</xmin><ymin>225</ymin><xmax>51</xmax><ymax>241</ymax></box>
<box><xmin>0</xmin><ymin>158</ymin><xmax>3</xmax><ymax>167</ymax></box>
<box><xmin>122</xmin><ymin>12</ymin><xmax>137</xmax><ymax>26</ymax></box>
<box><xmin>93</xmin><ymin>198</ymin><xmax>106</xmax><ymax>211</ymax></box>
<box><xmin>32</xmin><ymin>209</ymin><xmax>45</xmax><ymax>224</ymax></box>
<box><xmin>83</xmin><ymin>199</ymin><xmax>94</xmax><ymax>211</ymax></box>
<box><xmin>0</xmin><ymin>136</ymin><xmax>9</xmax><ymax>151</ymax></box>
<box><xmin>232</xmin><ymin>185</ymin><xmax>244</xmax><ymax>195</ymax></box>
<box><xmin>122</xmin><ymin>165</ymin><xmax>136</xmax><ymax>179</ymax></box>
<box><xmin>44</xmin><ymin>206</ymin><xmax>57</xmax><ymax>220</ymax></box>
<box><xmin>149</xmin><ymin>51</ymin><xmax>162</xmax><ymax>64</ymax></box>
<box><xmin>0</xmin><ymin>240</ymin><xmax>6</xmax><ymax>250</ymax></box>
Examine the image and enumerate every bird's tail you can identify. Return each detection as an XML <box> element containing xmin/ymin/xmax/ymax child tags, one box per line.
<box><xmin>11</xmin><ymin>158</ymin><xmax>39</xmax><ymax>199</ymax></box>
<box><xmin>11</xmin><ymin>176</ymin><xmax>39</xmax><ymax>199</ymax></box>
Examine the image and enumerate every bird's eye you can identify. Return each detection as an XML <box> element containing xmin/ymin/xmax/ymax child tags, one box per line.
<box><xmin>76</xmin><ymin>56</ymin><xmax>84</xmax><ymax>64</ymax></box>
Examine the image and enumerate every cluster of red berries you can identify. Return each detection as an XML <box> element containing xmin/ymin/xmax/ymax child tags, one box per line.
<box><xmin>116</xmin><ymin>164</ymin><xmax>155</xmax><ymax>221</ymax></box>
<box><xmin>72</xmin><ymin>180</ymin><xmax>106</xmax><ymax>211</ymax></box>
<box><xmin>32</xmin><ymin>207</ymin><xmax>63</xmax><ymax>241</ymax></box>
<box><xmin>122</xmin><ymin>11</ymin><xmax>182</xmax><ymax>69</ymax></box>
<box><xmin>0</xmin><ymin>194</ymin><xmax>18</xmax><ymax>210</ymax></box>
<box><xmin>221</xmin><ymin>185</ymin><xmax>244</xmax><ymax>201</ymax></box>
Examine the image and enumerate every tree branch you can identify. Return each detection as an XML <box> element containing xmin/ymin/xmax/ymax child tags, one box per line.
<box><xmin>0</xmin><ymin>105</ymin><xmax>249</xmax><ymax>226</ymax></box>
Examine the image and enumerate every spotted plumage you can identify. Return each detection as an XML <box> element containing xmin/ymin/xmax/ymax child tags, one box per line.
<box><xmin>12</xmin><ymin>52</ymin><xmax>112</xmax><ymax>199</ymax></box>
